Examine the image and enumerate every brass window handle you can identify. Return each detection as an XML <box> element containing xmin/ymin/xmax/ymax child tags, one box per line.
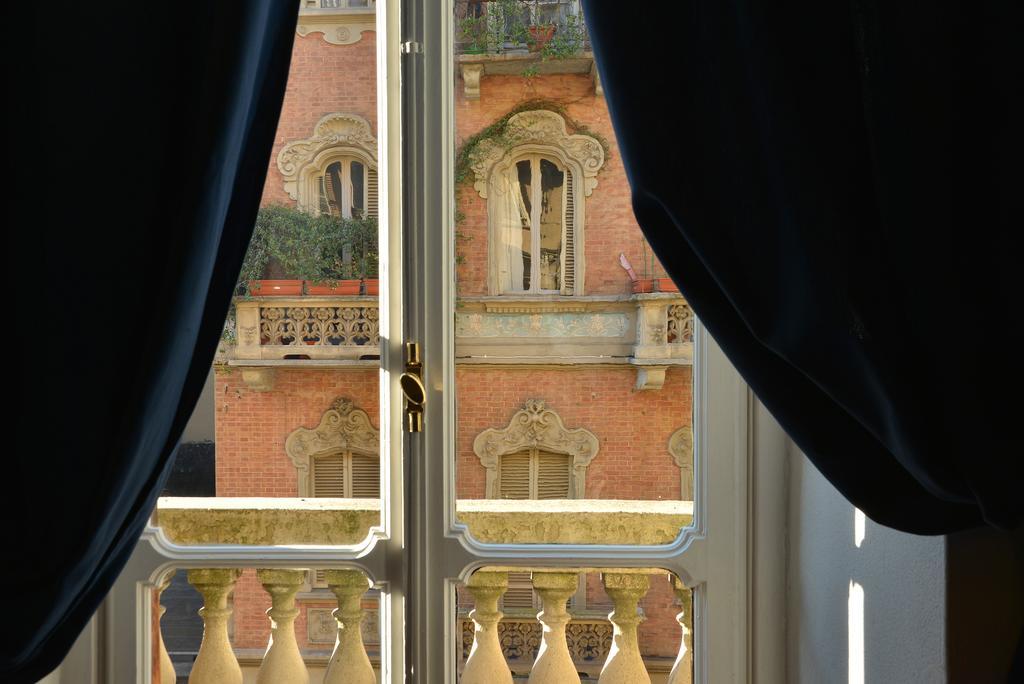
<box><xmin>400</xmin><ymin>341</ymin><xmax>425</xmax><ymax>432</ymax></box>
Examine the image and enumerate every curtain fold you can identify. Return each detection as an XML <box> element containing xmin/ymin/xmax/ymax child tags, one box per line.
<box><xmin>582</xmin><ymin>0</ymin><xmax>1021</xmax><ymax>535</ymax></box>
<box><xmin>490</xmin><ymin>169</ymin><xmax>529</xmax><ymax>292</ymax></box>
<box><xmin>6</xmin><ymin>2</ymin><xmax>298</xmax><ymax>681</ymax></box>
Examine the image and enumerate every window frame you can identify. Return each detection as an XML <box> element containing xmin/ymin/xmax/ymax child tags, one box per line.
<box><xmin>68</xmin><ymin>1</ymin><xmax>788</xmax><ymax>681</ymax></box>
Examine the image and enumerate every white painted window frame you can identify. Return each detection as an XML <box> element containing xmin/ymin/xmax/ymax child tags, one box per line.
<box><xmin>57</xmin><ymin>1</ymin><xmax>788</xmax><ymax>681</ymax></box>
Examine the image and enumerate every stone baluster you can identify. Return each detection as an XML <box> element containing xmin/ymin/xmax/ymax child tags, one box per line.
<box><xmin>598</xmin><ymin>573</ymin><xmax>651</xmax><ymax>684</ymax></box>
<box><xmin>462</xmin><ymin>571</ymin><xmax>513</xmax><ymax>684</ymax></box>
<box><xmin>529</xmin><ymin>572</ymin><xmax>581</xmax><ymax>684</ymax></box>
<box><xmin>323</xmin><ymin>569</ymin><xmax>375</xmax><ymax>684</ymax></box>
<box><xmin>667</xmin><ymin>576</ymin><xmax>693</xmax><ymax>684</ymax></box>
<box><xmin>255</xmin><ymin>569</ymin><xmax>308</xmax><ymax>684</ymax></box>
<box><xmin>156</xmin><ymin>573</ymin><xmax>176</xmax><ymax>684</ymax></box>
<box><xmin>187</xmin><ymin>568</ymin><xmax>243</xmax><ymax>684</ymax></box>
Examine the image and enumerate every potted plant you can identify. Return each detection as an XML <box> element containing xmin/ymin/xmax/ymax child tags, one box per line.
<box><xmin>527</xmin><ymin>23</ymin><xmax>556</xmax><ymax>53</ymax></box>
<box><xmin>458</xmin><ymin>13</ymin><xmax>490</xmax><ymax>54</ymax></box>
<box><xmin>239</xmin><ymin>205</ymin><xmax>311</xmax><ymax>296</ymax></box>
<box><xmin>305</xmin><ymin>214</ymin><xmax>379</xmax><ymax>296</ymax></box>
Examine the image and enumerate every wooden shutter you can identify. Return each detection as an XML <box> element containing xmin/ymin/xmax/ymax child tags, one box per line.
<box><xmin>536</xmin><ymin>451</ymin><xmax>571</xmax><ymax>499</ymax></box>
<box><xmin>367</xmin><ymin>167</ymin><xmax>379</xmax><ymax>218</ymax></box>
<box><xmin>313</xmin><ymin>453</ymin><xmax>347</xmax><ymax>497</ymax></box>
<box><xmin>350</xmin><ymin>453</ymin><xmax>380</xmax><ymax>498</ymax></box>
<box><xmin>502</xmin><ymin>572</ymin><xmax>537</xmax><ymax>611</ymax></box>
<box><xmin>498</xmin><ymin>451</ymin><xmax>532</xmax><ymax>499</ymax></box>
<box><xmin>561</xmin><ymin>168</ymin><xmax>576</xmax><ymax>295</ymax></box>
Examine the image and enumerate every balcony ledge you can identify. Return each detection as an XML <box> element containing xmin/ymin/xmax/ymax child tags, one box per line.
<box><xmin>154</xmin><ymin>497</ymin><xmax>693</xmax><ymax>546</ymax></box>
<box><xmin>456</xmin><ymin>52</ymin><xmax>600</xmax><ymax>99</ymax></box>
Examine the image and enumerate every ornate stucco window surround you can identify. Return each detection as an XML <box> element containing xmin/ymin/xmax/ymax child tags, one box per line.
<box><xmin>276</xmin><ymin>112</ymin><xmax>378</xmax><ymax>214</ymax></box>
<box><xmin>284</xmin><ymin>397</ymin><xmax>380</xmax><ymax>497</ymax></box>
<box><xmin>472</xmin><ymin>399</ymin><xmax>599</xmax><ymax>498</ymax></box>
<box><xmin>467</xmin><ymin>110</ymin><xmax>606</xmax><ymax>296</ymax></box>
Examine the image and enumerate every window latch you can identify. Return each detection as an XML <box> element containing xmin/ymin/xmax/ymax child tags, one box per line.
<box><xmin>400</xmin><ymin>341</ymin><xmax>425</xmax><ymax>432</ymax></box>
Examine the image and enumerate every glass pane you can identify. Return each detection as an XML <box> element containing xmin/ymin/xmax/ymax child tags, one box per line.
<box><xmin>453</xmin><ymin>568</ymin><xmax>693</xmax><ymax>682</ymax></box>
<box><xmin>351</xmin><ymin>160</ymin><xmax>365</xmax><ymax>217</ymax></box>
<box><xmin>517</xmin><ymin>159</ymin><xmax>532</xmax><ymax>291</ymax></box>
<box><xmin>156</xmin><ymin>1</ymin><xmax>388</xmax><ymax>674</ymax></box>
<box><xmin>538</xmin><ymin>158</ymin><xmax>563</xmax><ymax>291</ymax></box>
<box><xmin>155</xmin><ymin>0</ymin><xmax>385</xmax><ymax>548</ymax></box>
<box><xmin>325</xmin><ymin>161</ymin><xmax>344</xmax><ymax>217</ymax></box>
<box><xmin>452</xmin><ymin>0</ymin><xmax>695</xmax><ymax>545</ymax></box>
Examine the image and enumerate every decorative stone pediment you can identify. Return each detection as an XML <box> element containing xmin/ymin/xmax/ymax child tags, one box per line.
<box><xmin>296</xmin><ymin>7</ymin><xmax>375</xmax><ymax>46</ymax></box>
<box><xmin>470</xmin><ymin>110</ymin><xmax>605</xmax><ymax>199</ymax></box>
<box><xmin>473</xmin><ymin>399</ymin><xmax>599</xmax><ymax>498</ymax></box>
<box><xmin>285</xmin><ymin>397</ymin><xmax>380</xmax><ymax>479</ymax></box>
<box><xmin>277</xmin><ymin>113</ymin><xmax>377</xmax><ymax>203</ymax></box>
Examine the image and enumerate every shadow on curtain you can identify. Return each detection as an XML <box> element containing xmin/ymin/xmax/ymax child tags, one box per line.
<box><xmin>581</xmin><ymin>0</ymin><xmax>1021</xmax><ymax>535</ymax></box>
<box><xmin>6</xmin><ymin>2</ymin><xmax>298</xmax><ymax>681</ymax></box>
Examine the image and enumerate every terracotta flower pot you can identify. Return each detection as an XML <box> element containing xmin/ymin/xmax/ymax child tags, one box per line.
<box><xmin>305</xmin><ymin>280</ymin><xmax>362</xmax><ymax>296</ymax></box>
<box><xmin>363</xmin><ymin>279</ymin><xmax>379</xmax><ymax>296</ymax></box>
<box><xmin>528</xmin><ymin>25</ymin><xmax>556</xmax><ymax>52</ymax></box>
<box><xmin>249</xmin><ymin>279</ymin><xmax>303</xmax><ymax>296</ymax></box>
<box><xmin>631</xmin><ymin>278</ymin><xmax>656</xmax><ymax>294</ymax></box>
<box><xmin>655</xmin><ymin>278</ymin><xmax>679</xmax><ymax>293</ymax></box>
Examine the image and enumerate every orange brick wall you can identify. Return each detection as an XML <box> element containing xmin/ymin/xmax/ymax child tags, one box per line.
<box><xmin>217</xmin><ymin>365</ymin><xmax>691</xmax><ymax>501</ymax></box>
<box><xmin>260</xmin><ymin>31</ymin><xmax>378</xmax><ymax>208</ymax></box>
<box><xmin>455</xmin><ymin>72</ymin><xmax>666</xmax><ymax>296</ymax></box>
<box><xmin>219</xmin><ymin>20</ymin><xmax>685</xmax><ymax>666</ymax></box>
<box><xmin>215</xmin><ymin>368</ymin><xmax>380</xmax><ymax>497</ymax></box>
<box><xmin>455</xmin><ymin>366</ymin><xmax>692</xmax><ymax>500</ymax></box>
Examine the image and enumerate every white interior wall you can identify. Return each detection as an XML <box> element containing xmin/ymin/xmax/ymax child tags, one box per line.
<box><xmin>786</xmin><ymin>444</ymin><xmax>947</xmax><ymax>683</ymax></box>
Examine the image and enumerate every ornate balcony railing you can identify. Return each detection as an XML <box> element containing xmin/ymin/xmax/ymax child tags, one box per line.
<box><xmin>153</xmin><ymin>498</ymin><xmax>694</xmax><ymax>683</ymax></box>
<box><xmin>233</xmin><ymin>297</ymin><xmax>380</xmax><ymax>362</ymax></box>
<box><xmin>226</xmin><ymin>294</ymin><xmax>694</xmax><ymax>391</ymax></box>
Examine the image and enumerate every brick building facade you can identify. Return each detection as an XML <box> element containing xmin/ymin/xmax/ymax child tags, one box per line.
<box><xmin>215</xmin><ymin>4</ymin><xmax>694</xmax><ymax>677</ymax></box>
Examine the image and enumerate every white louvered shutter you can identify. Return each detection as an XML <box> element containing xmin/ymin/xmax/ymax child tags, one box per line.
<box><xmin>502</xmin><ymin>572</ymin><xmax>537</xmax><ymax>612</ymax></box>
<box><xmin>498</xmin><ymin>451</ymin><xmax>532</xmax><ymax>499</ymax></box>
<box><xmin>350</xmin><ymin>453</ymin><xmax>380</xmax><ymax>498</ymax></box>
<box><xmin>560</xmin><ymin>168</ymin><xmax>576</xmax><ymax>295</ymax></box>
<box><xmin>536</xmin><ymin>451</ymin><xmax>572</xmax><ymax>499</ymax></box>
<box><xmin>367</xmin><ymin>167</ymin><xmax>379</xmax><ymax>218</ymax></box>
<box><xmin>313</xmin><ymin>453</ymin><xmax>347</xmax><ymax>497</ymax></box>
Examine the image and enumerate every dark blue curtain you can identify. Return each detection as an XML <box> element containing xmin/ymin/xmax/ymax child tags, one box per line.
<box><xmin>583</xmin><ymin>0</ymin><xmax>1021</xmax><ymax>535</ymax></box>
<box><xmin>5</xmin><ymin>2</ymin><xmax>298</xmax><ymax>681</ymax></box>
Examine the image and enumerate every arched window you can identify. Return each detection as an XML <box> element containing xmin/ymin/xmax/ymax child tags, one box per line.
<box><xmin>468</xmin><ymin>110</ymin><xmax>605</xmax><ymax>296</ymax></box>
<box><xmin>492</xmin><ymin>155</ymin><xmax>575</xmax><ymax>294</ymax></box>
<box><xmin>284</xmin><ymin>397</ymin><xmax>380</xmax><ymax>498</ymax></box>
<box><xmin>277</xmin><ymin>112</ymin><xmax>379</xmax><ymax>216</ymax></box>
<box><xmin>318</xmin><ymin>156</ymin><xmax>378</xmax><ymax>219</ymax></box>
<box><xmin>473</xmin><ymin>399</ymin><xmax>598</xmax><ymax>499</ymax></box>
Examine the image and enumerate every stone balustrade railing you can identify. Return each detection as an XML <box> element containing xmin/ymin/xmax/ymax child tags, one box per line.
<box><xmin>229</xmin><ymin>294</ymin><xmax>693</xmax><ymax>363</ymax></box>
<box><xmin>233</xmin><ymin>297</ymin><xmax>380</xmax><ymax>362</ymax></box>
<box><xmin>153</xmin><ymin>498</ymin><xmax>694</xmax><ymax>683</ymax></box>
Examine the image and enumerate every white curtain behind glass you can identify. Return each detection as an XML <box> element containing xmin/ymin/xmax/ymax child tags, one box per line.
<box><xmin>489</xmin><ymin>169</ymin><xmax>530</xmax><ymax>292</ymax></box>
